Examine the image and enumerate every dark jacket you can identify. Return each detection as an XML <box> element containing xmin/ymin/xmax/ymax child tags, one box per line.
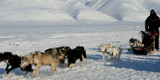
<box><xmin>145</xmin><ymin>10</ymin><xmax>160</xmax><ymax>33</ymax></box>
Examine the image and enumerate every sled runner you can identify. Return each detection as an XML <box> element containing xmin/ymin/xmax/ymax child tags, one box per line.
<box><xmin>129</xmin><ymin>31</ymin><xmax>154</xmax><ymax>55</ymax></box>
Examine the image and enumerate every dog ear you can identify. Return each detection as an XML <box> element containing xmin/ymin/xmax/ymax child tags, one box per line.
<box><xmin>21</xmin><ymin>56</ymin><xmax>24</xmax><ymax>59</ymax></box>
<box><xmin>20</xmin><ymin>55</ymin><xmax>23</xmax><ymax>59</ymax></box>
<box><xmin>21</xmin><ymin>56</ymin><xmax>27</xmax><ymax>60</ymax></box>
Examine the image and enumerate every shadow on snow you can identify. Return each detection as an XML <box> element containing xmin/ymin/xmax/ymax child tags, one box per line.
<box><xmin>87</xmin><ymin>54</ymin><xmax>103</xmax><ymax>61</ymax></box>
<box><xmin>87</xmin><ymin>52</ymin><xmax>160</xmax><ymax>72</ymax></box>
<box><xmin>106</xmin><ymin>55</ymin><xmax>160</xmax><ymax>72</ymax></box>
<box><xmin>0</xmin><ymin>68</ymin><xmax>29</xmax><ymax>76</ymax></box>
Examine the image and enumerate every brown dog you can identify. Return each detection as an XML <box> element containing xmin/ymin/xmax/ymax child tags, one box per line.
<box><xmin>45</xmin><ymin>46</ymin><xmax>71</xmax><ymax>64</ymax></box>
<box><xmin>20</xmin><ymin>51</ymin><xmax>58</xmax><ymax>77</ymax></box>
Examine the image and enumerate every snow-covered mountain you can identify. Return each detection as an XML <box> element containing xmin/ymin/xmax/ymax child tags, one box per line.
<box><xmin>1</xmin><ymin>0</ymin><xmax>160</xmax><ymax>80</ymax></box>
<box><xmin>0</xmin><ymin>0</ymin><xmax>160</xmax><ymax>24</ymax></box>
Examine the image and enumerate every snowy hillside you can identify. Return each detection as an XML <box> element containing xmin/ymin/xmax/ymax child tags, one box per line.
<box><xmin>0</xmin><ymin>0</ymin><xmax>160</xmax><ymax>25</ymax></box>
<box><xmin>0</xmin><ymin>0</ymin><xmax>160</xmax><ymax>80</ymax></box>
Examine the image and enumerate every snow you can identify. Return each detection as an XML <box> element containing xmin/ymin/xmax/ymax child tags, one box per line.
<box><xmin>77</xmin><ymin>9</ymin><xmax>117</xmax><ymax>23</ymax></box>
<box><xmin>0</xmin><ymin>0</ymin><xmax>160</xmax><ymax>80</ymax></box>
<box><xmin>86</xmin><ymin>0</ymin><xmax>148</xmax><ymax>21</ymax></box>
<box><xmin>0</xmin><ymin>0</ymin><xmax>160</xmax><ymax>24</ymax></box>
<box><xmin>0</xmin><ymin>23</ymin><xmax>160</xmax><ymax>80</ymax></box>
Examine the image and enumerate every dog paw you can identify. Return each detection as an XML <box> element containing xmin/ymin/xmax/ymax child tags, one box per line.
<box><xmin>33</xmin><ymin>77</ymin><xmax>40</xmax><ymax>80</ymax></box>
<box><xmin>69</xmin><ymin>64</ymin><xmax>75</xmax><ymax>68</ymax></box>
<box><xmin>2</xmin><ymin>74</ymin><xmax>9</xmax><ymax>79</ymax></box>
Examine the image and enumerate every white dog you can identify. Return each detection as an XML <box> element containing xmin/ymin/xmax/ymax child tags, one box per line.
<box><xmin>99</xmin><ymin>44</ymin><xmax>121</xmax><ymax>61</ymax></box>
<box><xmin>129</xmin><ymin>38</ymin><xmax>144</xmax><ymax>48</ymax></box>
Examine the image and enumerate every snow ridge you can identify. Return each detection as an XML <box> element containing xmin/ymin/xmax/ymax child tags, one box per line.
<box><xmin>0</xmin><ymin>0</ymin><xmax>160</xmax><ymax>24</ymax></box>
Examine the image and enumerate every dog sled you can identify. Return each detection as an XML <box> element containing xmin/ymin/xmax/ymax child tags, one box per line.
<box><xmin>129</xmin><ymin>31</ymin><xmax>154</xmax><ymax>55</ymax></box>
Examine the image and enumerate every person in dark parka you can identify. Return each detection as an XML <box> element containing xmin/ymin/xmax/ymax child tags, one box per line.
<box><xmin>145</xmin><ymin>9</ymin><xmax>160</xmax><ymax>51</ymax></box>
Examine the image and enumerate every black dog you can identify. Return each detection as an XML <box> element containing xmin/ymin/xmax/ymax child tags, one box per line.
<box><xmin>67</xmin><ymin>46</ymin><xmax>88</xmax><ymax>67</ymax></box>
<box><xmin>140</xmin><ymin>31</ymin><xmax>154</xmax><ymax>48</ymax></box>
<box><xmin>0</xmin><ymin>52</ymin><xmax>33</xmax><ymax>74</ymax></box>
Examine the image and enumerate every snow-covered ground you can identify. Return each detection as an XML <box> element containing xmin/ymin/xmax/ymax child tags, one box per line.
<box><xmin>0</xmin><ymin>22</ymin><xmax>160</xmax><ymax>80</ymax></box>
<box><xmin>0</xmin><ymin>0</ymin><xmax>160</xmax><ymax>80</ymax></box>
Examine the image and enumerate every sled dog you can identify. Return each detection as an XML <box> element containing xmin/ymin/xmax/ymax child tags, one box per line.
<box><xmin>0</xmin><ymin>52</ymin><xmax>32</xmax><ymax>75</ymax></box>
<box><xmin>140</xmin><ymin>31</ymin><xmax>154</xmax><ymax>52</ymax></box>
<box><xmin>129</xmin><ymin>38</ymin><xmax>144</xmax><ymax>48</ymax></box>
<box><xmin>67</xmin><ymin>46</ymin><xmax>88</xmax><ymax>68</ymax></box>
<box><xmin>99</xmin><ymin>44</ymin><xmax>121</xmax><ymax>61</ymax></box>
<box><xmin>44</xmin><ymin>46</ymin><xmax>71</xmax><ymax>64</ymax></box>
<box><xmin>21</xmin><ymin>51</ymin><xmax>58</xmax><ymax>77</ymax></box>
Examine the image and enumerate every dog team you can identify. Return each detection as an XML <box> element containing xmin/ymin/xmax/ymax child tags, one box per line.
<box><xmin>0</xmin><ymin>44</ymin><xmax>121</xmax><ymax>77</ymax></box>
